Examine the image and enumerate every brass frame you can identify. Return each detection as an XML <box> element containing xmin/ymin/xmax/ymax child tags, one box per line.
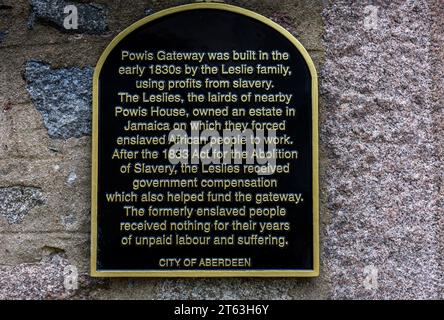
<box><xmin>91</xmin><ymin>2</ymin><xmax>319</xmax><ymax>277</ymax></box>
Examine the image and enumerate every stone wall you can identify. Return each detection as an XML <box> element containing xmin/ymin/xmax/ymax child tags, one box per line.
<box><xmin>0</xmin><ymin>0</ymin><xmax>442</xmax><ymax>299</ymax></box>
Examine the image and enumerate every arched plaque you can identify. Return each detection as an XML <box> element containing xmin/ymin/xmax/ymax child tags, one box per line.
<box><xmin>91</xmin><ymin>2</ymin><xmax>318</xmax><ymax>277</ymax></box>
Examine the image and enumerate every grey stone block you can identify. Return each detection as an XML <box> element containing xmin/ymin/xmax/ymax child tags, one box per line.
<box><xmin>25</xmin><ymin>61</ymin><xmax>93</xmax><ymax>139</ymax></box>
<box><xmin>29</xmin><ymin>0</ymin><xmax>107</xmax><ymax>34</ymax></box>
<box><xmin>0</xmin><ymin>253</ymin><xmax>72</xmax><ymax>299</ymax></box>
<box><xmin>0</xmin><ymin>186</ymin><xmax>45</xmax><ymax>224</ymax></box>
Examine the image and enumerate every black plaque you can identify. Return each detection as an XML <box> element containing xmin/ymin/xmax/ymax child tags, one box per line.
<box><xmin>91</xmin><ymin>3</ymin><xmax>318</xmax><ymax>277</ymax></box>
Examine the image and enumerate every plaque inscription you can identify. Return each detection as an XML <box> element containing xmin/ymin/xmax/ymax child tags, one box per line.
<box><xmin>91</xmin><ymin>3</ymin><xmax>319</xmax><ymax>277</ymax></box>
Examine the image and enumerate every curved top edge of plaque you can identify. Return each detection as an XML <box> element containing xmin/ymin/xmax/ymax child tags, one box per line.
<box><xmin>93</xmin><ymin>2</ymin><xmax>318</xmax><ymax>83</ymax></box>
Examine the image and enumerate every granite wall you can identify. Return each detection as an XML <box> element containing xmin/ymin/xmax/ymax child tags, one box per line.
<box><xmin>0</xmin><ymin>0</ymin><xmax>442</xmax><ymax>299</ymax></box>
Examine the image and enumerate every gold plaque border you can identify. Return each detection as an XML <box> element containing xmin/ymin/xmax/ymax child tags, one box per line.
<box><xmin>91</xmin><ymin>2</ymin><xmax>319</xmax><ymax>277</ymax></box>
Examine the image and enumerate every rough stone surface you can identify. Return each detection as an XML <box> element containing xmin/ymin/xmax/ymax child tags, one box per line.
<box><xmin>430</xmin><ymin>0</ymin><xmax>444</xmax><ymax>299</ymax></box>
<box><xmin>0</xmin><ymin>30</ymin><xmax>6</xmax><ymax>42</ymax></box>
<box><xmin>0</xmin><ymin>186</ymin><xmax>44</xmax><ymax>224</ymax></box>
<box><xmin>0</xmin><ymin>253</ymin><xmax>71</xmax><ymax>299</ymax></box>
<box><xmin>28</xmin><ymin>0</ymin><xmax>108</xmax><ymax>34</ymax></box>
<box><xmin>91</xmin><ymin>277</ymin><xmax>324</xmax><ymax>300</ymax></box>
<box><xmin>25</xmin><ymin>61</ymin><xmax>93</xmax><ymax>139</ymax></box>
<box><xmin>321</xmin><ymin>0</ymin><xmax>443</xmax><ymax>299</ymax></box>
<box><xmin>0</xmin><ymin>3</ymin><xmax>12</xmax><ymax>43</ymax></box>
<box><xmin>0</xmin><ymin>252</ymin><xmax>105</xmax><ymax>299</ymax></box>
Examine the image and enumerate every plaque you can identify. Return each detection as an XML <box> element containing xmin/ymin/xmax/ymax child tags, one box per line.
<box><xmin>91</xmin><ymin>2</ymin><xmax>319</xmax><ymax>277</ymax></box>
